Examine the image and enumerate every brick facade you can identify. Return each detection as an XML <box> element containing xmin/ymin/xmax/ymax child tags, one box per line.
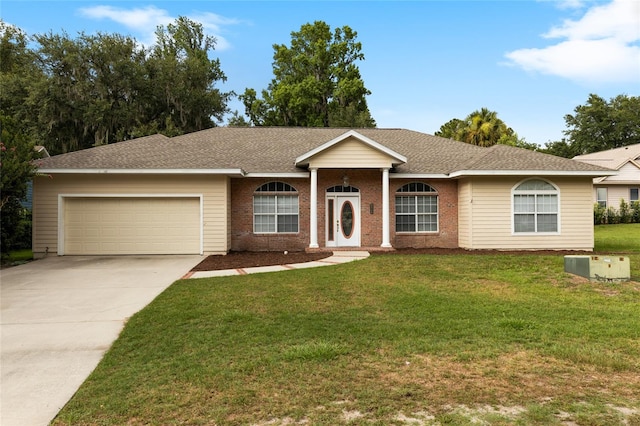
<box><xmin>229</xmin><ymin>171</ymin><xmax>459</xmax><ymax>251</ymax></box>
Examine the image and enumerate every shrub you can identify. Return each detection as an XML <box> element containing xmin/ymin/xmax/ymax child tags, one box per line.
<box><xmin>0</xmin><ymin>199</ymin><xmax>32</xmax><ymax>256</ymax></box>
<box><xmin>606</xmin><ymin>206</ymin><xmax>620</xmax><ymax>224</ymax></box>
<box><xmin>594</xmin><ymin>203</ymin><xmax>607</xmax><ymax>225</ymax></box>
<box><xmin>632</xmin><ymin>201</ymin><xmax>640</xmax><ymax>223</ymax></box>
<box><xmin>619</xmin><ymin>199</ymin><xmax>631</xmax><ymax>223</ymax></box>
<box><xmin>595</xmin><ymin>199</ymin><xmax>640</xmax><ymax>224</ymax></box>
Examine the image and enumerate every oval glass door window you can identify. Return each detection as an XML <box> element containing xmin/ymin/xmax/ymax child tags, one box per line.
<box><xmin>341</xmin><ymin>201</ymin><xmax>354</xmax><ymax>238</ymax></box>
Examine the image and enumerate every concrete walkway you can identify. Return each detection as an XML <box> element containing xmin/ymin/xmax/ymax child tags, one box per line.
<box><xmin>185</xmin><ymin>250</ymin><xmax>370</xmax><ymax>279</ymax></box>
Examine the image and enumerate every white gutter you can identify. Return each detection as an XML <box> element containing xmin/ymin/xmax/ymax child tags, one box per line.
<box><xmin>448</xmin><ymin>170</ymin><xmax>618</xmax><ymax>178</ymax></box>
<box><xmin>390</xmin><ymin>173</ymin><xmax>450</xmax><ymax>179</ymax></box>
<box><xmin>38</xmin><ymin>168</ymin><xmax>247</xmax><ymax>176</ymax></box>
<box><xmin>245</xmin><ymin>172</ymin><xmax>310</xmax><ymax>178</ymax></box>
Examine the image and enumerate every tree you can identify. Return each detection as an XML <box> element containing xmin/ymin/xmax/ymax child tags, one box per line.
<box><xmin>0</xmin><ymin>22</ymin><xmax>43</xmax><ymax>143</ymax></box>
<box><xmin>435</xmin><ymin>108</ymin><xmax>515</xmax><ymax>147</ymax></box>
<box><xmin>0</xmin><ymin>114</ymin><xmax>37</xmax><ymax>254</ymax></box>
<box><xmin>240</xmin><ymin>21</ymin><xmax>375</xmax><ymax>127</ymax></box>
<box><xmin>3</xmin><ymin>18</ymin><xmax>232</xmax><ymax>155</ymax></box>
<box><xmin>562</xmin><ymin>94</ymin><xmax>640</xmax><ymax>156</ymax></box>
<box><xmin>541</xmin><ymin>138</ymin><xmax>576</xmax><ymax>158</ymax></box>
<box><xmin>0</xmin><ymin>115</ymin><xmax>36</xmax><ymax>211</ymax></box>
<box><xmin>434</xmin><ymin>118</ymin><xmax>465</xmax><ymax>139</ymax></box>
<box><xmin>149</xmin><ymin>17</ymin><xmax>232</xmax><ymax>134</ymax></box>
<box><xmin>31</xmin><ymin>30</ymin><xmax>149</xmax><ymax>153</ymax></box>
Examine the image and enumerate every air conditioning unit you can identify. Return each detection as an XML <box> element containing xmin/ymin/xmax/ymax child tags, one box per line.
<box><xmin>564</xmin><ymin>255</ymin><xmax>630</xmax><ymax>282</ymax></box>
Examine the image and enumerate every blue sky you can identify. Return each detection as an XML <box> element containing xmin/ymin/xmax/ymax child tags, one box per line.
<box><xmin>2</xmin><ymin>0</ymin><xmax>639</xmax><ymax>145</ymax></box>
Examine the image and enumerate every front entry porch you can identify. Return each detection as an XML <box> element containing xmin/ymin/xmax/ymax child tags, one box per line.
<box><xmin>308</xmin><ymin>168</ymin><xmax>392</xmax><ymax>249</ymax></box>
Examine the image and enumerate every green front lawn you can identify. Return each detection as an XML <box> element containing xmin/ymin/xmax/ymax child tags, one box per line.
<box><xmin>53</xmin><ymin>247</ymin><xmax>640</xmax><ymax>425</ymax></box>
<box><xmin>595</xmin><ymin>223</ymin><xmax>640</xmax><ymax>253</ymax></box>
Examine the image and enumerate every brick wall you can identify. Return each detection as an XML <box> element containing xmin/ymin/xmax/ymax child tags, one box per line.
<box><xmin>390</xmin><ymin>179</ymin><xmax>459</xmax><ymax>249</ymax></box>
<box><xmin>230</xmin><ymin>177</ymin><xmax>310</xmax><ymax>252</ymax></box>
<box><xmin>229</xmin><ymin>173</ymin><xmax>459</xmax><ymax>251</ymax></box>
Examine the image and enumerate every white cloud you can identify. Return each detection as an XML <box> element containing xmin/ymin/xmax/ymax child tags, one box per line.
<box><xmin>505</xmin><ymin>0</ymin><xmax>640</xmax><ymax>84</ymax></box>
<box><xmin>78</xmin><ymin>5</ymin><xmax>237</xmax><ymax>50</ymax></box>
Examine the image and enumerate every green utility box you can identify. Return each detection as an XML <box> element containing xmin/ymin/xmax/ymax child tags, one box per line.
<box><xmin>564</xmin><ymin>255</ymin><xmax>630</xmax><ymax>282</ymax></box>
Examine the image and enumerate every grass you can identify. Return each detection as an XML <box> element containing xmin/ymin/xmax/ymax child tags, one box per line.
<box><xmin>52</xmin><ymin>229</ymin><xmax>640</xmax><ymax>425</ymax></box>
<box><xmin>0</xmin><ymin>249</ymin><xmax>33</xmax><ymax>268</ymax></box>
<box><xmin>594</xmin><ymin>223</ymin><xmax>640</xmax><ymax>253</ymax></box>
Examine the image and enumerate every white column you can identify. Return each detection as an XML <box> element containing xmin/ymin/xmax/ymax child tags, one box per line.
<box><xmin>381</xmin><ymin>168</ymin><xmax>391</xmax><ymax>248</ymax></box>
<box><xmin>309</xmin><ymin>168</ymin><xmax>319</xmax><ymax>248</ymax></box>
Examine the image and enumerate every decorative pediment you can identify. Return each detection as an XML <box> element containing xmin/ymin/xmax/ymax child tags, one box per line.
<box><xmin>295</xmin><ymin>130</ymin><xmax>407</xmax><ymax>169</ymax></box>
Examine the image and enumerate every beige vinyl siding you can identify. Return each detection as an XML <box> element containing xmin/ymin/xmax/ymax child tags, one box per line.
<box><xmin>33</xmin><ymin>174</ymin><xmax>229</xmax><ymax>257</ymax></box>
<box><xmin>595</xmin><ymin>185</ymin><xmax>638</xmax><ymax>207</ymax></box>
<box><xmin>307</xmin><ymin>137</ymin><xmax>396</xmax><ymax>169</ymax></box>
<box><xmin>465</xmin><ymin>176</ymin><xmax>594</xmax><ymax>250</ymax></box>
<box><xmin>606</xmin><ymin>162</ymin><xmax>640</xmax><ymax>182</ymax></box>
<box><xmin>457</xmin><ymin>179</ymin><xmax>472</xmax><ymax>248</ymax></box>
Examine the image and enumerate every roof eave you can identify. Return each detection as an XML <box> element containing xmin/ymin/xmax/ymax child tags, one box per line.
<box><xmin>390</xmin><ymin>173</ymin><xmax>451</xmax><ymax>179</ymax></box>
<box><xmin>449</xmin><ymin>170</ymin><xmax>618</xmax><ymax>178</ymax></box>
<box><xmin>37</xmin><ymin>168</ymin><xmax>247</xmax><ymax>177</ymax></box>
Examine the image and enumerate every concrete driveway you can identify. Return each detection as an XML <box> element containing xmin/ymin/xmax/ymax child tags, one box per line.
<box><xmin>0</xmin><ymin>255</ymin><xmax>202</xmax><ymax>426</ymax></box>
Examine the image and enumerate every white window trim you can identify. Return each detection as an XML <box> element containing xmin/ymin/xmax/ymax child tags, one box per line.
<box><xmin>57</xmin><ymin>193</ymin><xmax>204</xmax><ymax>256</ymax></box>
<box><xmin>253</xmin><ymin>194</ymin><xmax>300</xmax><ymax>234</ymax></box>
<box><xmin>596</xmin><ymin>187</ymin><xmax>608</xmax><ymax>208</ymax></box>
<box><xmin>511</xmin><ymin>179</ymin><xmax>561</xmax><ymax>235</ymax></box>
<box><xmin>395</xmin><ymin>186</ymin><xmax>439</xmax><ymax>234</ymax></box>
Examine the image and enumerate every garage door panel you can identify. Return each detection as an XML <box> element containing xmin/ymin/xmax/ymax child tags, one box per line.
<box><xmin>64</xmin><ymin>197</ymin><xmax>200</xmax><ymax>255</ymax></box>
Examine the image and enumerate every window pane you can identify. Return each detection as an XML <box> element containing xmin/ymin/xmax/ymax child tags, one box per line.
<box><xmin>395</xmin><ymin>196</ymin><xmax>415</xmax><ymax>214</ymax></box>
<box><xmin>254</xmin><ymin>215</ymin><xmax>275</xmax><ymax>233</ymax></box>
<box><xmin>596</xmin><ymin>188</ymin><xmax>607</xmax><ymax>203</ymax></box>
<box><xmin>277</xmin><ymin>215</ymin><xmax>298</xmax><ymax>232</ymax></box>
<box><xmin>396</xmin><ymin>215</ymin><xmax>415</xmax><ymax>232</ymax></box>
<box><xmin>417</xmin><ymin>214</ymin><xmax>437</xmax><ymax>232</ymax></box>
<box><xmin>516</xmin><ymin>179</ymin><xmax>555</xmax><ymax>191</ymax></box>
<box><xmin>514</xmin><ymin>195</ymin><xmax>535</xmax><ymax>213</ymax></box>
<box><xmin>417</xmin><ymin>196</ymin><xmax>437</xmax><ymax>213</ymax></box>
<box><xmin>277</xmin><ymin>195</ymin><xmax>298</xmax><ymax>214</ymax></box>
<box><xmin>537</xmin><ymin>214</ymin><xmax>558</xmax><ymax>232</ymax></box>
<box><xmin>630</xmin><ymin>188</ymin><xmax>639</xmax><ymax>201</ymax></box>
<box><xmin>514</xmin><ymin>214</ymin><xmax>535</xmax><ymax>232</ymax></box>
<box><xmin>536</xmin><ymin>194</ymin><xmax>557</xmax><ymax>213</ymax></box>
<box><xmin>254</xmin><ymin>195</ymin><xmax>275</xmax><ymax>213</ymax></box>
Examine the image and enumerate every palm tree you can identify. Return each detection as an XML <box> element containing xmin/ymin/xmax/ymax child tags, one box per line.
<box><xmin>459</xmin><ymin>108</ymin><xmax>512</xmax><ymax>147</ymax></box>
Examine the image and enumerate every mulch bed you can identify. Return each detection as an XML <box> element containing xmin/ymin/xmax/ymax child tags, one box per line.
<box><xmin>190</xmin><ymin>248</ymin><xmax>597</xmax><ymax>272</ymax></box>
<box><xmin>190</xmin><ymin>251</ymin><xmax>329</xmax><ymax>271</ymax></box>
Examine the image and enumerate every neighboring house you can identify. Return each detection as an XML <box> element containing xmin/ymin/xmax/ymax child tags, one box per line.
<box><xmin>573</xmin><ymin>144</ymin><xmax>640</xmax><ymax>209</ymax></box>
<box><xmin>32</xmin><ymin>128</ymin><xmax>615</xmax><ymax>258</ymax></box>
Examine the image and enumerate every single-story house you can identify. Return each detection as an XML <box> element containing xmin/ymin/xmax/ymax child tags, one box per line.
<box><xmin>33</xmin><ymin>127</ymin><xmax>616</xmax><ymax>258</ymax></box>
<box><xmin>573</xmin><ymin>143</ymin><xmax>640</xmax><ymax>209</ymax></box>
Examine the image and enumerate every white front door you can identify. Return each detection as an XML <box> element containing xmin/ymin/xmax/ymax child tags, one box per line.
<box><xmin>326</xmin><ymin>195</ymin><xmax>360</xmax><ymax>247</ymax></box>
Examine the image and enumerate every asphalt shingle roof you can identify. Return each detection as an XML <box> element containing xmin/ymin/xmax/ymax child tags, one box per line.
<box><xmin>573</xmin><ymin>143</ymin><xmax>640</xmax><ymax>170</ymax></box>
<box><xmin>37</xmin><ymin>127</ymin><xmax>613</xmax><ymax>175</ymax></box>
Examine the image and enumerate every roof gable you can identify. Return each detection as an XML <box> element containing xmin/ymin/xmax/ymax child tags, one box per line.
<box><xmin>295</xmin><ymin>130</ymin><xmax>407</xmax><ymax>168</ymax></box>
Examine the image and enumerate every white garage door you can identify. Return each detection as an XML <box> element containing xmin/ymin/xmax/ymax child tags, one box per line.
<box><xmin>64</xmin><ymin>197</ymin><xmax>201</xmax><ymax>255</ymax></box>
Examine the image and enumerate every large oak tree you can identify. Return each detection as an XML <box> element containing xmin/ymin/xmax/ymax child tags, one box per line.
<box><xmin>1</xmin><ymin>18</ymin><xmax>231</xmax><ymax>155</ymax></box>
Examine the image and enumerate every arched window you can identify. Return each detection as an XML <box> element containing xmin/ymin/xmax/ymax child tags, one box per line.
<box><xmin>395</xmin><ymin>183</ymin><xmax>438</xmax><ymax>233</ymax></box>
<box><xmin>253</xmin><ymin>182</ymin><xmax>298</xmax><ymax>233</ymax></box>
<box><xmin>513</xmin><ymin>179</ymin><xmax>559</xmax><ymax>233</ymax></box>
<box><xmin>326</xmin><ymin>185</ymin><xmax>360</xmax><ymax>193</ymax></box>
